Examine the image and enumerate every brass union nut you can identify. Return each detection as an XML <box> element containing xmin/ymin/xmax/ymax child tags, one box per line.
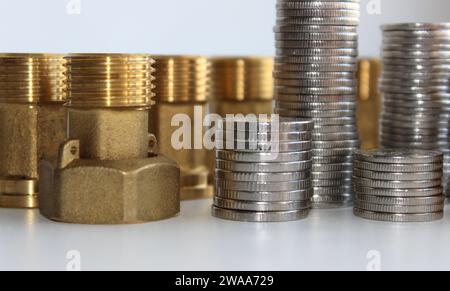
<box><xmin>39</xmin><ymin>140</ymin><xmax>180</xmax><ymax>225</ymax></box>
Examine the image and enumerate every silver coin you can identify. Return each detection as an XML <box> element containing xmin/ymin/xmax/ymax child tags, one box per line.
<box><xmin>277</xmin><ymin>2</ymin><xmax>360</xmax><ymax>10</ymax></box>
<box><xmin>276</xmin><ymin>47</ymin><xmax>358</xmax><ymax>56</ymax></box>
<box><xmin>276</xmin><ymin>9</ymin><xmax>360</xmax><ymax>19</ymax></box>
<box><xmin>276</xmin><ymin>86</ymin><xmax>356</xmax><ymax>95</ymax></box>
<box><xmin>380</xmin><ymin>112</ymin><xmax>440</xmax><ymax>122</ymax></box>
<box><xmin>215</xmin><ymin>188</ymin><xmax>313</xmax><ymax>202</ymax></box>
<box><xmin>354</xmin><ymin>201</ymin><xmax>444</xmax><ymax>214</ymax></box>
<box><xmin>275</xmin><ymin>108</ymin><xmax>356</xmax><ymax>118</ymax></box>
<box><xmin>274</xmin><ymin>24</ymin><xmax>357</xmax><ymax>34</ymax></box>
<box><xmin>355</xmin><ymin>194</ymin><xmax>445</xmax><ymax>206</ymax></box>
<box><xmin>211</xmin><ymin>206</ymin><xmax>310</xmax><ymax>223</ymax></box>
<box><xmin>382</xmin><ymin>23</ymin><xmax>450</xmax><ymax>31</ymax></box>
<box><xmin>219</xmin><ymin>117</ymin><xmax>314</xmax><ymax>132</ymax></box>
<box><xmin>275</xmin><ymin>94</ymin><xmax>356</xmax><ymax>103</ymax></box>
<box><xmin>312</xmin><ymin>131</ymin><xmax>359</xmax><ymax>141</ymax></box>
<box><xmin>354</xmin><ymin>149</ymin><xmax>444</xmax><ymax>164</ymax></box>
<box><xmin>312</xmin><ymin>117</ymin><xmax>358</xmax><ymax>126</ymax></box>
<box><xmin>380</xmin><ymin>85</ymin><xmax>447</xmax><ymax>94</ymax></box>
<box><xmin>312</xmin><ymin>171</ymin><xmax>353</xmax><ymax>180</ymax></box>
<box><xmin>354</xmin><ymin>208</ymin><xmax>443</xmax><ymax>222</ymax></box>
<box><xmin>313</xmin><ymin>147</ymin><xmax>357</xmax><ymax>157</ymax></box>
<box><xmin>312</xmin><ymin>162</ymin><xmax>353</xmax><ymax>172</ymax></box>
<box><xmin>216</xmin><ymin>150</ymin><xmax>313</xmax><ymax>163</ymax></box>
<box><xmin>276</xmin><ymin>17</ymin><xmax>359</xmax><ymax>26</ymax></box>
<box><xmin>313</xmin><ymin>139</ymin><xmax>360</xmax><ymax>149</ymax></box>
<box><xmin>216</xmin><ymin>159</ymin><xmax>312</xmax><ymax>173</ymax></box>
<box><xmin>313</xmin><ymin>156</ymin><xmax>354</xmax><ymax>165</ymax></box>
<box><xmin>276</xmin><ymin>101</ymin><xmax>356</xmax><ymax>111</ymax></box>
<box><xmin>275</xmin><ymin>40</ymin><xmax>358</xmax><ymax>49</ymax></box>
<box><xmin>382</xmin><ymin>99</ymin><xmax>444</xmax><ymax>109</ymax></box>
<box><xmin>353</xmin><ymin>177</ymin><xmax>442</xmax><ymax>189</ymax></box>
<box><xmin>313</xmin><ymin>178</ymin><xmax>352</xmax><ymax>187</ymax></box>
<box><xmin>382</xmin><ymin>50</ymin><xmax>450</xmax><ymax>59</ymax></box>
<box><xmin>382</xmin><ymin>37</ymin><xmax>450</xmax><ymax>45</ymax></box>
<box><xmin>380</xmin><ymin>79</ymin><xmax>449</xmax><ymax>88</ymax></box>
<box><xmin>381</xmin><ymin>70</ymin><xmax>450</xmax><ymax>79</ymax></box>
<box><xmin>379</xmin><ymin>133</ymin><xmax>439</xmax><ymax>143</ymax></box>
<box><xmin>382</xmin><ymin>43</ymin><xmax>450</xmax><ymax>52</ymax></box>
<box><xmin>353</xmin><ymin>160</ymin><xmax>443</xmax><ymax>173</ymax></box>
<box><xmin>273</xmin><ymin>71</ymin><xmax>355</xmax><ymax>79</ymax></box>
<box><xmin>217</xmin><ymin>130</ymin><xmax>312</xmax><ymax>142</ymax></box>
<box><xmin>312</xmin><ymin>194</ymin><xmax>353</xmax><ymax>209</ymax></box>
<box><xmin>353</xmin><ymin>185</ymin><xmax>444</xmax><ymax>197</ymax></box>
<box><xmin>274</xmin><ymin>62</ymin><xmax>357</xmax><ymax>72</ymax></box>
<box><xmin>314</xmin><ymin>186</ymin><xmax>353</xmax><ymax>196</ymax></box>
<box><xmin>275</xmin><ymin>32</ymin><xmax>358</xmax><ymax>41</ymax></box>
<box><xmin>380</xmin><ymin>141</ymin><xmax>440</xmax><ymax>150</ymax></box>
<box><xmin>214</xmin><ymin>197</ymin><xmax>311</xmax><ymax>212</ymax></box>
<box><xmin>276</xmin><ymin>55</ymin><xmax>357</xmax><ymax>64</ymax></box>
<box><xmin>217</xmin><ymin>140</ymin><xmax>312</xmax><ymax>152</ymax></box>
<box><xmin>353</xmin><ymin>169</ymin><xmax>442</xmax><ymax>181</ymax></box>
<box><xmin>275</xmin><ymin>78</ymin><xmax>356</xmax><ymax>87</ymax></box>
<box><xmin>217</xmin><ymin>179</ymin><xmax>311</xmax><ymax>192</ymax></box>
<box><xmin>215</xmin><ymin>169</ymin><xmax>310</xmax><ymax>182</ymax></box>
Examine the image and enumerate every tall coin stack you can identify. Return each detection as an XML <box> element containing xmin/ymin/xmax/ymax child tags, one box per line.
<box><xmin>353</xmin><ymin>149</ymin><xmax>445</xmax><ymax>222</ymax></box>
<box><xmin>273</xmin><ymin>0</ymin><xmax>361</xmax><ymax>208</ymax></box>
<box><xmin>379</xmin><ymin>23</ymin><xmax>450</xmax><ymax>196</ymax></box>
<box><xmin>212</xmin><ymin>118</ymin><xmax>314</xmax><ymax>222</ymax></box>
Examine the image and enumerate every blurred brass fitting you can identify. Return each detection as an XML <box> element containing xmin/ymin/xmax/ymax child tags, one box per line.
<box><xmin>207</xmin><ymin>57</ymin><xmax>274</xmax><ymax>183</ymax></box>
<box><xmin>39</xmin><ymin>54</ymin><xmax>180</xmax><ymax>224</ymax></box>
<box><xmin>357</xmin><ymin>58</ymin><xmax>381</xmax><ymax>150</ymax></box>
<box><xmin>149</xmin><ymin>56</ymin><xmax>213</xmax><ymax>200</ymax></box>
<box><xmin>0</xmin><ymin>53</ymin><xmax>67</xmax><ymax>209</ymax></box>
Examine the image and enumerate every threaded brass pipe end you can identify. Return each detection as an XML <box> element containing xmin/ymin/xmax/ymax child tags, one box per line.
<box><xmin>65</xmin><ymin>54</ymin><xmax>155</xmax><ymax>108</ymax></box>
<box><xmin>209</xmin><ymin>57</ymin><xmax>274</xmax><ymax>102</ymax></box>
<box><xmin>0</xmin><ymin>53</ymin><xmax>66</xmax><ymax>103</ymax></box>
<box><xmin>153</xmin><ymin>56</ymin><xmax>209</xmax><ymax>103</ymax></box>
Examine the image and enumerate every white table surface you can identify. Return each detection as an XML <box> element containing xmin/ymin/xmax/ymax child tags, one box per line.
<box><xmin>0</xmin><ymin>199</ymin><xmax>449</xmax><ymax>271</ymax></box>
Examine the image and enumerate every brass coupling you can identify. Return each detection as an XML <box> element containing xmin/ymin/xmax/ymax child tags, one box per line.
<box><xmin>356</xmin><ymin>58</ymin><xmax>381</xmax><ymax>150</ymax></box>
<box><xmin>0</xmin><ymin>53</ymin><xmax>67</xmax><ymax>209</ymax></box>
<box><xmin>39</xmin><ymin>54</ymin><xmax>180</xmax><ymax>224</ymax></box>
<box><xmin>209</xmin><ymin>56</ymin><xmax>274</xmax><ymax>102</ymax></box>
<box><xmin>151</xmin><ymin>55</ymin><xmax>213</xmax><ymax>200</ymax></box>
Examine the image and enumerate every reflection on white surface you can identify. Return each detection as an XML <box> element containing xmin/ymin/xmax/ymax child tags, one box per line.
<box><xmin>0</xmin><ymin>200</ymin><xmax>449</xmax><ymax>271</ymax></box>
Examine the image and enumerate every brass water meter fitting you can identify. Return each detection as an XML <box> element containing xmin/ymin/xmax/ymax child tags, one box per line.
<box><xmin>207</xmin><ymin>57</ymin><xmax>274</xmax><ymax>183</ymax></box>
<box><xmin>150</xmin><ymin>56</ymin><xmax>213</xmax><ymax>200</ymax></box>
<box><xmin>0</xmin><ymin>53</ymin><xmax>67</xmax><ymax>209</ymax></box>
<box><xmin>357</xmin><ymin>59</ymin><xmax>381</xmax><ymax>150</ymax></box>
<box><xmin>39</xmin><ymin>54</ymin><xmax>180</xmax><ymax>224</ymax></box>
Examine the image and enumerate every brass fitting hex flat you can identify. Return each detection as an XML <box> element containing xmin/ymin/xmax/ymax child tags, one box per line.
<box><xmin>39</xmin><ymin>54</ymin><xmax>180</xmax><ymax>224</ymax></box>
<box><xmin>357</xmin><ymin>59</ymin><xmax>381</xmax><ymax>150</ymax></box>
<box><xmin>150</xmin><ymin>56</ymin><xmax>213</xmax><ymax>200</ymax></box>
<box><xmin>0</xmin><ymin>54</ymin><xmax>67</xmax><ymax>209</ymax></box>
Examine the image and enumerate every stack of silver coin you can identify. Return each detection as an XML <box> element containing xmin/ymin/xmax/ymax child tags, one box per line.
<box><xmin>273</xmin><ymin>0</ymin><xmax>361</xmax><ymax>208</ymax></box>
<box><xmin>212</xmin><ymin>118</ymin><xmax>314</xmax><ymax>222</ymax></box>
<box><xmin>379</xmin><ymin>23</ymin><xmax>450</xmax><ymax>196</ymax></box>
<box><xmin>353</xmin><ymin>149</ymin><xmax>445</xmax><ymax>222</ymax></box>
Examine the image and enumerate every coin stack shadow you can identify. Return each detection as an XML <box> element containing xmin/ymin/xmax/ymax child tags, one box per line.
<box><xmin>379</xmin><ymin>23</ymin><xmax>450</xmax><ymax>197</ymax></box>
<box><xmin>353</xmin><ymin>149</ymin><xmax>445</xmax><ymax>222</ymax></box>
<box><xmin>273</xmin><ymin>0</ymin><xmax>361</xmax><ymax>208</ymax></box>
<box><xmin>212</xmin><ymin>118</ymin><xmax>314</xmax><ymax>222</ymax></box>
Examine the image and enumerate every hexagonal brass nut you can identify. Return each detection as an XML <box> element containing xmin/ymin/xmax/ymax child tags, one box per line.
<box><xmin>38</xmin><ymin>140</ymin><xmax>180</xmax><ymax>224</ymax></box>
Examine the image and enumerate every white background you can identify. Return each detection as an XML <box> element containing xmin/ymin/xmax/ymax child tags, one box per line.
<box><xmin>0</xmin><ymin>0</ymin><xmax>449</xmax><ymax>57</ymax></box>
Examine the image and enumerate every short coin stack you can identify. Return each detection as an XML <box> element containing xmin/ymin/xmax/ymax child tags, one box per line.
<box><xmin>273</xmin><ymin>0</ymin><xmax>361</xmax><ymax>208</ymax></box>
<box><xmin>212</xmin><ymin>118</ymin><xmax>314</xmax><ymax>222</ymax></box>
<box><xmin>353</xmin><ymin>149</ymin><xmax>445</xmax><ymax>223</ymax></box>
<box><xmin>379</xmin><ymin>23</ymin><xmax>450</xmax><ymax>196</ymax></box>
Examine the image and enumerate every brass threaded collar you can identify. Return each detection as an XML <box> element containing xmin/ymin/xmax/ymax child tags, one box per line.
<box><xmin>65</xmin><ymin>54</ymin><xmax>155</xmax><ymax>108</ymax></box>
<box><xmin>209</xmin><ymin>57</ymin><xmax>274</xmax><ymax>102</ymax></box>
<box><xmin>153</xmin><ymin>56</ymin><xmax>209</xmax><ymax>103</ymax></box>
<box><xmin>0</xmin><ymin>53</ymin><xmax>66</xmax><ymax>103</ymax></box>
